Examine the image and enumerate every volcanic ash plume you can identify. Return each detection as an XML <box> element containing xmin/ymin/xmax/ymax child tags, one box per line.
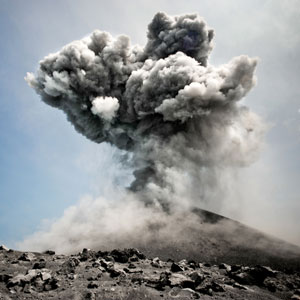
<box><xmin>25</xmin><ymin>12</ymin><xmax>264</xmax><ymax>228</ymax></box>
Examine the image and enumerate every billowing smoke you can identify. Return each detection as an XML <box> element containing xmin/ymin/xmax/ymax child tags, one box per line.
<box><xmin>22</xmin><ymin>12</ymin><xmax>266</xmax><ymax>253</ymax></box>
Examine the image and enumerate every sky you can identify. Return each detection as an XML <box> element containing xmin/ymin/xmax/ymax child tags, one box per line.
<box><xmin>0</xmin><ymin>0</ymin><xmax>300</xmax><ymax>248</ymax></box>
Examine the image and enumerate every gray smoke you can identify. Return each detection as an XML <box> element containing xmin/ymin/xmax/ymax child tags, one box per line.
<box><xmin>26</xmin><ymin>12</ymin><xmax>264</xmax><ymax>212</ymax></box>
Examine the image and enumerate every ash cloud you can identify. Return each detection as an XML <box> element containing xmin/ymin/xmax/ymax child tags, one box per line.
<box><xmin>26</xmin><ymin>12</ymin><xmax>264</xmax><ymax>208</ymax></box>
<box><xmin>23</xmin><ymin>12</ymin><xmax>266</xmax><ymax>252</ymax></box>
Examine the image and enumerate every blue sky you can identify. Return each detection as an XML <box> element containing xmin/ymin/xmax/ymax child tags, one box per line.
<box><xmin>1</xmin><ymin>0</ymin><xmax>300</xmax><ymax>247</ymax></box>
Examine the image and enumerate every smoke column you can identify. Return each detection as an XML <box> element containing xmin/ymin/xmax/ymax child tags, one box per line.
<box><xmin>23</xmin><ymin>12</ymin><xmax>265</xmax><ymax>252</ymax></box>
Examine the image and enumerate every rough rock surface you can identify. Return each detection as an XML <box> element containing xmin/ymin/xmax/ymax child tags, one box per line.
<box><xmin>0</xmin><ymin>246</ymin><xmax>299</xmax><ymax>299</ymax></box>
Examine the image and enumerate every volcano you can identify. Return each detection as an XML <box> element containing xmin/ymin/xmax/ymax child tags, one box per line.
<box><xmin>18</xmin><ymin>11</ymin><xmax>300</xmax><ymax>299</ymax></box>
<box><xmin>1</xmin><ymin>210</ymin><xmax>300</xmax><ymax>300</ymax></box>
<box><xmin>133</xmin><ymin>208</ymin><xmax>300</xmax><ymax>273</ymax></box>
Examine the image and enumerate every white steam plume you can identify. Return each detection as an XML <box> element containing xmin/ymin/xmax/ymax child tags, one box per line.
<box><xmin>91</xmin><ymin>96</ymin><xmax>119</xmax><ymax>121</ymax></box>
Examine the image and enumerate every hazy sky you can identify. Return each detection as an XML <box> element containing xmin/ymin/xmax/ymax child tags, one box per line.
<box><xmin>1</xmin><ymin>0</ymin><xmax>299</xmax><ymax>247</ymax></box>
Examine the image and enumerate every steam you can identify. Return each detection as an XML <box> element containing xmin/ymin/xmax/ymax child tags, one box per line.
<box><xmin>91</xmin><ymin>96</ymin><xmax>120</xmax><ymax>121</ymax></box>
<box><xmin>22</xmin><ymin>12</ymin><xmax>266</xmax><ymax>253</ymax></box>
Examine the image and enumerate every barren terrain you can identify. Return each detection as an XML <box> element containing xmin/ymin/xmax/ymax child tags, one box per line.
<box><xmin>1</xmin><ymin>245</ymin><xmax>299</xmax><ymax>300</ymax></box>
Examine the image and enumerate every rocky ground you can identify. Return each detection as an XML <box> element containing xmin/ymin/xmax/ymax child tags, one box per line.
<box><xmin>0</xmin><ymin>245</ymin><xmax>300</xmax><ymax>300</ymax></box>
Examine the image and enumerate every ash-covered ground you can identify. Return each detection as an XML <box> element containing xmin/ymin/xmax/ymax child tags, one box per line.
<box><xmin>3</xmin><ymin>209</ymin><xmax>300</xmax><ymax>300</ymax></box>
<box><xmin>0</xmin><ymin>245</ymin><xmax>300</xmax><ymax>300</ymax></box>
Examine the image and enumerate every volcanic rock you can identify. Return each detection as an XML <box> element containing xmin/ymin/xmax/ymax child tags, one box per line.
<box><xmin>189</xmin><ymin>271</ymin><xmax>205</xmax><ymax>285</ymax></box>
<box><xmin>0</xmin><ymin>245</ymin><xmax>9</xmax><ymax>251</ymax></box>
<box><xmin>170</xmin><ymin>262</ymin><xmax>184</xmax><ymax>272</ymax></box>
<box><xmin>171</xmin><ymin>287</ymin><xmax>200</xmax><ymax>298</ymax></box>
<box><xmin>110</xmin><ymin>249</ymin><xmax>129</xmax><ymax>263</ymax></box>
<box><xmin>60</xmin><ymin>257</ymin><xmax>80</xmax><ymax>274</ymax></box>
<box><xmin>232</xmin><ymin>282</ymin><xmax>248</xmax><ymax>290</ymax></box>
<box><xmin>219</xmin><ymin>263</ymin><xmax>231</xmax><ymax>272</ymax></box>
<box><xmin>0</xmin><ymin>274</ymin><xmax>12</xmax><ymax>283</ymax></box>
<box><xmin>229</xmin><ymin>265</ymin><xmax>278</xmax><ymax>286</ymax></box>
<box><xmin>80</xmin><ymin>248</ymin><xmax>95</xmax><ymax>262</ymax></box>
<box><xmin>0</xmin><ymin>247</ymin><xmax>299</xmax><ymax>299</ymax></box>
<box><xmin>32</xmin><ymin>260</ymin><xmax>46</xmax><ymax>269</ymax></box>
<box><xmin>151</xmin><ymin>257</ymin><xmax>162</xmax><ymax>268</ymax></box>
<box><xmin>169</xmin><ymin>273</ymin><xmax>190</xmax><ymax>287</ymax></box>
<box><xmin>43</xmin><ymin>250</ymin><xmax>55</xmax><ymax>255</ymax></box>
<box><xmin>18</xmin><ymin>252</ymin><xmax>35</xmax><ymax>262</ymax></box>
<box><xmin>87</xmin><ymin>282</ymin><xmax>98</xmax><ymax>289</ymax></box>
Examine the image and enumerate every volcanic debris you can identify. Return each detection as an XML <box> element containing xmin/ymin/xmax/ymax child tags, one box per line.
<box><xmin>0</xmin><ymin>245</ymin><xmax>299</xmax><ymax>299</ymax></box>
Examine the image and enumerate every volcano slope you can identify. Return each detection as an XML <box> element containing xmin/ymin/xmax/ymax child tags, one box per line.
<box><xmin>131</xmin><ymin>208</ymin><xmax>300</xmax><ymax>273</ymax></box>
<box><xmin>1</xmin><ymin>210</ymin><xmax>300</xmax><ymax>300</ymax></box>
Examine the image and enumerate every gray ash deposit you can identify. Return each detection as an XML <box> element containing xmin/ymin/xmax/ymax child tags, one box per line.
<box><xmin>1</xmin><ymin>244</ymin><xmax>300</xmax><ymax>300</ymax></box>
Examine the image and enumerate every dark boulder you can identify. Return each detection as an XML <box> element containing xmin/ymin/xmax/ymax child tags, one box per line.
<box><xmin>33</xmin><ymin>261</ymin><xmax>46</xmax><ymax>269</ymax></box>
<box><xmin>189</xmin><ymin>271</ymin><xmax>205</xmax><ymax>285</ymax></box>
<box><xmin>44</xmin><ymin>250</ymin><xmax>55</xmax><ymax>255</ymax></box>
<box><xmin>0</xmin><ymin>274</ymin><xmax>12</xmax><ymax>283</ymax></box>
<box><xmin>87</xmin><ymin>282</ymin><xmax>98</xmax><ymax>289</ymax></box>
<box><xmin>80</xmin><ymin>248</ymin><xmax>96</xmax><ymax>261</ymax></box>
<box><xmin>18</xmin><ymin>252</ymin><xmax>36</xmax><ymax>262</ymax></box>
<box><xmin>60</xmin><ymin>257</ymin><xmax>80</xmax><ymax>274</ymax></box>
<box><xmin>110</xmin><ymin>249</ymin><xmax>129</xmax><ymax>263</ymax></box>
<box><xmin>171</xmin><ymin>262</ymin><xmax>184</xmax><ymax>272</ymax></box>
<box><xmin>0</xmin><ymin>245</ymin><xmax>9</xmax><ymax>251</ymax></box>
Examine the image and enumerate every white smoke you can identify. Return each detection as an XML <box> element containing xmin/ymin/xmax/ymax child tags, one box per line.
<box><xmin>91</xmin><ymin>96</ymin><xmax>119</xmax><ymax>121</ymax></box>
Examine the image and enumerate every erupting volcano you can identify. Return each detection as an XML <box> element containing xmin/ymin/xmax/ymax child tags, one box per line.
<box><xmin>21</xmin><ymin>11</ymin><xmax>299</xmax><ymax>274</ymax></box>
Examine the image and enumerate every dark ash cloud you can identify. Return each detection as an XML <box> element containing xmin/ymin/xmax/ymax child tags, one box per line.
<box><xmin>26</xmin><ymin>12</ymin><xmax>264</xmax><ymax>209</ymax></box>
